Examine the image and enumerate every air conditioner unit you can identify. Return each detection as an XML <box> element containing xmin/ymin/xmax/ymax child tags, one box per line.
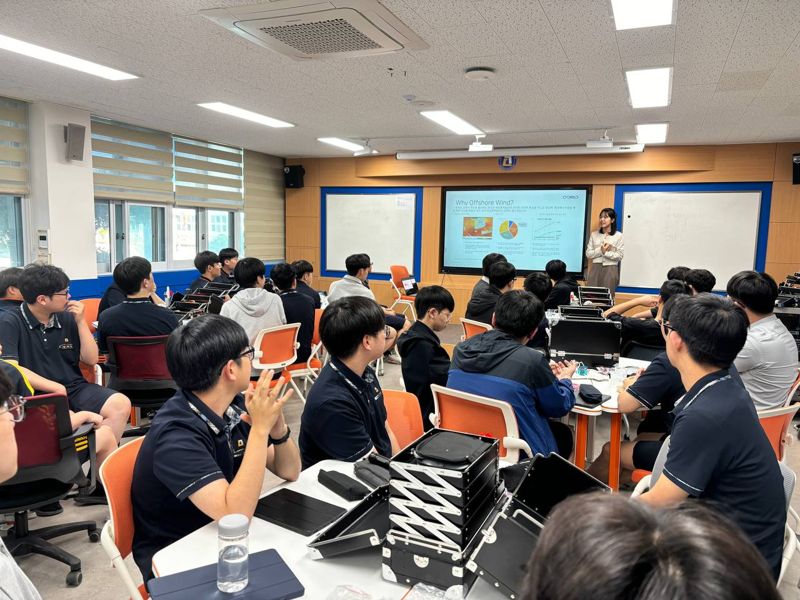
<box><xmin>201</xmin><ymin>0</ymin><xmax>428</xmax><ymax>60</ymax></box>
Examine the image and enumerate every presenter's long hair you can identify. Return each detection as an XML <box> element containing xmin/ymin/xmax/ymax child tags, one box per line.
<box><xmin>598</xmin><ymin>207</ymin><xmax>617</xmax><ymax>235</ymax></box>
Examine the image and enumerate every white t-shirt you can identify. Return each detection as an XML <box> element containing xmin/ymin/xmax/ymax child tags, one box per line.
<box><xmin>1</xmin><ymin>537</ymin><xmax>41</xmax><ymax>600</ymax></box>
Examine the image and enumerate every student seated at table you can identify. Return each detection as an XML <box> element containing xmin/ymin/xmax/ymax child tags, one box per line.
<box><xmin>0</xmin><ymin>267</ymin><xmax>24</xmax><ymax>313</ymax></box>
<box><xmin>221</xmin><ymin>257</ymin><xmax>286</xmax><ymax>351</ymax></box>
<box><xmin>131</xmin><ymin>315</ymin><xmax>299</xmax><ymax>584</ymax></box>
<box><xmin>214</xmin><ymin>247</ymin><xmax>239</xmax><ymax>286</ymax></box>
<box><xmin>0</xmin><ymin>264</ymin><xmax>131</xmax><ymax>443</ymax></box>
<box><xmin>587</xmin><ymin>348</ymin><xmax>685</xmax><ymax>484</ymax></box>
<box><xmin>523</xmin><ymin>493</ymin><xmax>781</xmax><ymax>600</ymax></box>
<box><xmin>523</xmin><ymin>272</ymin><xmax>552</xmax><ymax>355</ymax></box>
<box><xmin>97</xmin><ymin>257</ymin><xmax>179</xmax><ymax>353</ymax></box>
<box><xmin>299</xmin><ymin>297</ymin><xmax>399</xmax><ymax>469</ymax></box>
<box><xmin>637</xmin><ymin>294</ymin><xmax>785</xmax><ymax>580</ymax></box>
<box><xmin>449</xmin><ymin>290</ymin><xmax>577</xmax><ymax>458</ymax></box>
<box><xmin>631</xmin><ymin>265</ymin><xmax>691</xmax><ymax>319</ymax></box>
<box><xmin>542</xmin><ymin>259</ymin><xmax>579</xmax><ymax>310</ymax></box>
<box><xmin>465</xmin><ymin>260</ymin><xmax>516</xmax><ymax>325</ymax></box>
<box><xmin>270</xmin><ymin>262</ymin><xmax>315</xmax><ymax>364</ymax></box>
<box><xmin>470</xmin><ymin>252</ymin><xmax>506</xmax><ymax>300</ymax></box>
<box><xmin>291</xmin><ymin>259</ymin><xmax>321</xmax><ymax>309</ymax></box>
<box><xmin>727</xmin><ymin>271</ymin><xmax>799</xmax><ymax>410</ymax></box>
<box><xmin>397</xmin><ymin>286</ymin><xmax>454</xmax><ymax>430</ymax></box>
<box><xmin>685</xmin><ymin>267</ymin><xmax>716</xmax><ymax>294</ymax></box>
<box><xmin>187</xmin><ymin>250</ymin><xmax>222</xmax><ymax>292</ymax></box>
<box><xmin>603</xmin><ymin>279</ymin><xmax>690</xmax><ymax>350</ymax></box>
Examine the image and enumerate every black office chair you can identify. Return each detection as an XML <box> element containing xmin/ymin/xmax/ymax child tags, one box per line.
<box><xmin>0</xmin><ymin>394</ymin><xmax>100</xmax><ymax>587</ymax></box>
<box><xmin>622</xmin><ymin>340</ymin><xmax>664</xmax><ymax>361</ymax></box>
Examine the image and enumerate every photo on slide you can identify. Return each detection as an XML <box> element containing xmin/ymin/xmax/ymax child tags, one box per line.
<box><xmin>463</xmin><ymin>217</ymin><xmax>493</xmax><ymax>237</ymax></box>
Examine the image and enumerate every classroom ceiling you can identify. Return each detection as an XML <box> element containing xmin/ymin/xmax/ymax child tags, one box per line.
<box><xmin>0</xmin><ymin>0</ymin><xmax>799</xmax><ymax>157</ymax></box>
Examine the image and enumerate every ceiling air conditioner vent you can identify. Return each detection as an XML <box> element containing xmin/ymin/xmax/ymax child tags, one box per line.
<box><xmin>201</xmin><ymin>0</ymin><xmax>428</xmax><ymax>60</ymax></box>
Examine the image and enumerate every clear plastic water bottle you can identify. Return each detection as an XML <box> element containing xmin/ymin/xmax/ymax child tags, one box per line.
<box><xmin>217</xmin><ymin>513</ymin><xmax>249</xmax><ymax>593</ymax></box>
<box><xmin>570</xmin><ymin>291</ymin><xmax>578</xmax><ymax>306</ymax></box>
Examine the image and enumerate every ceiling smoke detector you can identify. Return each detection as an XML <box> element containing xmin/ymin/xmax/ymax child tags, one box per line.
<box><xmin>201</xmin><ymin>0</ymin><xmax>428</xmax><ymax>60</ymax></box>
<box><xmin>464</xmin><ymin>67</ymin><xmax>496</xmax><ymax>81</ymax></box>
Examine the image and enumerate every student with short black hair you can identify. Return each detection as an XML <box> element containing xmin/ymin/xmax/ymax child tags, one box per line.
<box><xmin>98</xmin><ymin>259</ymin><xmax>166</xmax><ymax>316</ymax></box>
<box><xmin>542</xmin><ymin>259</ymin><xmax>579</xmax><ymax>309</ymax></box>
<box><xmin>470</xmin><ymin>252</ymin><xmax>507</xmax><ymax>299</ymax></box>
<box><xmin>465</xmin><ymin>260</ymin><xmax>516</xmax><ymax>324</ymax></box>
<box><xmin>132</xmin><ymin>316</ymin><xmax>299</xmax><ymax>584</ymax></box>
<box><xmin>450</xmin><ymin>290</ymin><xmax>577</xmax><ymax>457</ymax></box>
<box><xmin>97</xmin><ymin>257</ymin><xmax>179</xmax><ymax>353</ymax></box>
<box><xmin>638</xmin><ymin>293</ymin><xmax>785</xmax><ymax>580</ymax></box>
<box><xmin>188</xmin><ymin>250</ymin><xmax>222</xmax><ymax>292</ymax></box>
<box><xmin>291</xmin><ymin>259</ymin><xmax>321</xmax><ymax>309</ymax></box>
<box><xmin>214</xmin><ymin>248</ymin><xmax>239</xmax><ymax>285</ymax></box>
<box><xmin>728</xmin><ymin>270</ymin><xmax>798</xmax><ymax>409</ymax></box>
<box><xmin>270</xmin><ymin>262</ymin><xmax>315</xmax><ymax>363</ymax></box>
<box><xmin>397</xmin><ymin>286</ymin><xmax>454</xmax><ymax>429</ymax></box>
<box><xmin>0</xmin><ymin>264</ymin><xmax>131</xmax><ymax>443</ymax></box>
<box><xmin>632</xmin><ymin>265</ymin><xmax>694</xmax><ymax>319</ymax></box>
<box><xmin>221</xmin><ymin>257</ymin><xmax>285</xmax><ymax>352</ymax></box>
<box><xmin>0</xmin><ymin>267</ymin><xmax>23</xmax><ymax>312</ymax></box>
<box><xmin>523</xmin><ymin>272</ymin><xmax>552</xmax><ymax>355</ymax></box>
<box><xmin>685</xmin><ymin>268</ymin><xmax>716</xmax><ymax>294</ymax></box>
<box><xmin>299</xmin><ymin>297</ymin><xmax>399</xmax><ymax>469</ymax></box>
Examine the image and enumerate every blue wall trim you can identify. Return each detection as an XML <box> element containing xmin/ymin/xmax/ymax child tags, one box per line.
<box><xmin>613</xmin><ymin>182</ymin><xmax>773</xmax><ymax>295</ymax></box>
<box><xmin>320</xmin><ymin>187</ymin><xmax>424</xmax><ymax>282</ymax></box>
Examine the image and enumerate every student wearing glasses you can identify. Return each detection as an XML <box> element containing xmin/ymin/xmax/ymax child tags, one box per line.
<box><xmin>465</xmin><ymin>260</ymin><xmax>517</xmax><ymax>325</ymax></box>
<box><xmin>131</xmin><ymin>314</ymin><xmax>299</xmax><ymax>583</ymax></box>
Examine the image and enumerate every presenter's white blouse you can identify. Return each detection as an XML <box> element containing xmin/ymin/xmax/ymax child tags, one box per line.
<box><xmin>585</xmin><ymin>230</ymin><xmax>624</xmax><ymax>266</ymax></box>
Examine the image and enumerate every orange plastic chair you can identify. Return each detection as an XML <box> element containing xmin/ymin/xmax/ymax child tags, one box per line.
<box><xmin>758</xmin><ymin>404</ymin><xmax>800</xmax><ymax>461</ymax></box>
<box><xmin>389</xmin><ymin>265</ymin><xmax>417</xmax><ymax>321</ymax></box>
<box><xmin>782</xmin><ymin>368</ymin><xmax>800</xmax><ymax>407</ymax></box>
<box><xmin>80</xmin><ymin>298</ymin><xmax>101</xmax><ymax>334</ymax></box>
<box><xmin>430</xmin><ymin>384</ymin><xmax>532</xmax><ymax>463</ymax></box>
<box><xmin>99</xmin><ymin>437</ymin><xmax>148</xmax><ymax>600</ymax></box>
<box><xmin>383</xmin><ymin>389</ymin><xmax>424</xmax><ymax>451</ymax></box>
<box><xmin>286</xmin><ymin>308</ymin><xmax>324</xmax><ymax>388</ymax></box>
<box><xmin>460</xmin><ymin>318</ymin><xmax>492</xmax><ymax>340</ymax></box>
<box><xmin>253</xmin><ymin>323</ymin><xmax>306</xmax><ymax>404</ymax></box>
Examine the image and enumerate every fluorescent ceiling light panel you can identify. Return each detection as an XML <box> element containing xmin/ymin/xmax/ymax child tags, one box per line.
<box><xmin>625</xmin><ymin>67</ymin><xmax>672</xmax><ymax>108</ymax></box>
<box><xmin>317</xmin><ymin>137</ymin><xmax>365</xmax><ymax>152</ymax></box>
<box><xmin>0</xmin><ymin>33</ymin><xmax>137</xmax><ymax>80</ymax></box>
<box><xmin>612</xmin><ymin>0</ymin><xmax>673</xmax><ymax>30</ymax></box>
<box><xmin>636</xmin><ymin>123</ymin><xmax>669</xmax><ymax>144</ymax></box>
<box><xmin>197</xmin><ymin>102</ymin><xmax>294</xmax><ymax>128</ymax></box>
<box><xmin>419</xmin><ymin>110</ymin><xmax>483</xmax><ymax>135</ymax></box>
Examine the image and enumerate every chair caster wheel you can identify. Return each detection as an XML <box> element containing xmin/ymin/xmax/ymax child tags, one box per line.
<box><xmin>88</xmin><ymin>529</ymin><xmax>101</xmax><ymax>543</ymax></box>
<box><xmin>66</xmin><ymin>570</ymin><xmax>82</xmax><ymax>587</ymax></box>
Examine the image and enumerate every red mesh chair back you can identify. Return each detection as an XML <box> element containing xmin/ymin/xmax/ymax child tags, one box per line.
<box><xmin>107</xmin><ymin>336</ymin><xmax>173</xmax><ymax>384</ymax></box>
<box><xmin>15</xmin><ymin>395</ymin><xmax>71</xmax><ymax>468</ymax></box>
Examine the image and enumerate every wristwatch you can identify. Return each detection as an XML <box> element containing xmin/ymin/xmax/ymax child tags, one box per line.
<box><xmin>269</xmin><ymin>426</ymin><xmax>291</xmax><ymax>446</ymax></box>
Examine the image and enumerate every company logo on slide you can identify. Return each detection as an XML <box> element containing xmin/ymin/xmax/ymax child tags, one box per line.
<box><xmin>499</xmin><ymin>220</ymin><xmax>518</xmax><ymax>239</ymax></box>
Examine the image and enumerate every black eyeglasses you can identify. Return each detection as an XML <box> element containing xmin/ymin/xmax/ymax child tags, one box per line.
<box><xmin>0</xmin><ymin>395</ymin><xmax>26</xmax><ymax>422</ymax></box>
<box><xmin>656</xmin><ymin>319</ymin><xmax>678</xmax><ymax>335</ymax></box>
<box><xmin>51</xmin><ymin>288</ymin><xmax>70</xmax><ymax>297</ymax></box>
<box><xmin>238</xmin><ymin>346</ymin><xmax>255</xmax><ymax>361</ymax></box>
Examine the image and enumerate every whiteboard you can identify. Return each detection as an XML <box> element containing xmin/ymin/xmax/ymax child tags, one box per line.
<box><xmin>323</xmin><ymin>190</ymin><xmax>419</xmax><ymax>276</ymax></box>
<box><xmin>619</xmin><ymin>190</ymin><xmax>762</xmax><ymax>290</ymax></box>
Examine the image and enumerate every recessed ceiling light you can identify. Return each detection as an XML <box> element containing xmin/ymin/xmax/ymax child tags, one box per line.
<box><xmin>464</xmin><ymin>67</ymin><xmax>495</xmax><ymax>81</ymax></box>
<box><xmin>625</xmin><ymin>67</ymin><xmax>672</xmax><ymax>108</ymax></box>
<box><xmin>612</xmin><ymin>0</ymin><xmax>673</xmax><ymax>30</ymax></box>
<box><xmin>197</xmin><ymin>102</ymin><xmax>294</xmax><ymax>128</ymax></box>
<box><xmin>420</xmin><ymin>110</ymin><xmax>483</xmax><ymax>135</ymax></box>
<box><xmin>318</xmin><ymin>137</ymin><xmax>365</xmax><ymax>152</ymax></box>
<box><xmin>0</xmin><ymin>33</ymin><xmax>137</xmax><ymax>80</ymax></box>
<box><xmin>636</xmin><ymin>123</ymin><xmax>669</xmax><ymax>144</ymax></box>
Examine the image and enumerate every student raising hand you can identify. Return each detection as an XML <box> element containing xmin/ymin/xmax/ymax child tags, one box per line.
<box><xmin>244</xmin><ymin>369</ymin><xmax>293</xmax><ymax>434</ymax></box>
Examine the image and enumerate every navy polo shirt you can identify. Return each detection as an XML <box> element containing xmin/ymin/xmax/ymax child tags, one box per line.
<box><xmin>296</xmin><ymin>280</ymin><xmax>321</xmax><ymax>309</ymax></box>
<box><xmin>0</xmin><ymin>299</ymin><xmax>22</xmax><ymax>313</ymax></box>
<box><xmin>98</xmin><ymin>283</ymin><xmax>127</xmax><ymax>315</ymax></box>
<box><xmin>662</xmin><ymin>368</ymin><xmax>785</xmax><ymax>579</ymax></box>
<box><xmin>626</xmin><ymin>352</ymin><xmax>684</xmax><ymax>431</ymax></box>
<box><xmin>299</xmin><ymin>357</ymin><xmax>391</xmax><ymax>470</ymax></box>
<box><xmin>214</xmin><ymin>271</ymin><xmax>236</xmax><ymax>286</ymax></box>
<box><xmin>96</xmin><ymin>299</ymin><xmax>179</xmax><ymax>352</ymax></box>
<box><xmin>0</xmin><ymin>304</ymin><xmax>84</xmax><ymax>388</ymax></box>
<box><xmin>131</xmin><ymin>389</ymin><xmax>250</xmax><ymax>582</ymax></box>
<box><xmin>187</xmin><ymin>276</ymin><xmax>213</xmax><ymax>293</ymax></box>
<box><xmin>278</xmin><ymin>290</ymin><xmax>315</xmax><ymax>363</ymax></box>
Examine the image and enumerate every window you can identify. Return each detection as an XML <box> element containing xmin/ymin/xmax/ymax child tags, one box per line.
<box><xmin>206</xmin><ymin>209</ymin><xmax>234</xmax><ymax>253</ymax></box>
<box><xmin>172</xmin><ymin>207</ymin><xmax>198</xmax><ymax>262</ymax></box>
<box><xmin>0</xmin><ymin>195</ymin><xmax>23</xmax><ymax>268</ymax></box>
<box><xmin>128</xmin><ymin>204</ymin><xmax>166</xmax><ymax>265</ymax></box>
<box><xmin>95</xmin><ymin>200</ymin><xmax>111</xmax><ymax>273</ymax></box>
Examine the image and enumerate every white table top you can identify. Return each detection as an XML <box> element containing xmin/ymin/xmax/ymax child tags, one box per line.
<box><xmin>570</xmin><ymin>357</ymin><xmax>651</xmax><ymax>414</ymax></box>
<box><xmin>152</xmin><ymin>459</ymin><xmax>507</xmax><ymax>599</ymax></box>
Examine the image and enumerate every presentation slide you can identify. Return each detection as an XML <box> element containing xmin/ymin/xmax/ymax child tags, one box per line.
<box><xmin>441</xmin><ymin>188</ymin><xmax>589</xmax><ymax>274</ymax></box>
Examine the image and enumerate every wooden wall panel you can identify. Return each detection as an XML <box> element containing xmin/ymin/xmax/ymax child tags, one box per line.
<box><xmin>770</xmin><ymin>183</ymin><xmax>800</xmax><ymax>223</ymax></box>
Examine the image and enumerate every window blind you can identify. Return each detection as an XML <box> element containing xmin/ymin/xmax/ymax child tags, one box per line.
<box><xmin>0</xmin><ymin>97</ymin><xmax>29</xmax><ymax>195</ymax></box>
<box><xmin>243</xmin><ymin>150</ymin><xmax>284</xmax><ymax>260</ymax></box>
<box><xmin>91</xmin><ymin>117</ymin><xmax>173</xmax><ymax>203</ymax></box>
<box><xmin>174</xmin><ymin>137</ymin><xmax>243</xmax><ymax>210</ymax></box>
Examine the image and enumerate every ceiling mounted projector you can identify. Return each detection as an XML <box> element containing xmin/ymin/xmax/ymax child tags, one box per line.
<box><xmin>468</xmin><ymin>134</ymin><xmax>493</xmax><ymax>152</ymax></box>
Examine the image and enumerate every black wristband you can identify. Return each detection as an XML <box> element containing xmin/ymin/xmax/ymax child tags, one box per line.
<box><xmin>269</xmin><ymin>426</ymin><xmax>291</xmax><ymax>446</ymax></box>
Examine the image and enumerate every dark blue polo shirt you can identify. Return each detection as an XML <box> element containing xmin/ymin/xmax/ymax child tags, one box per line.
<box><xmin>296</xmin><ymin>280</ymin><xmax>321</xmax><ymax>309</ymax></box>
<box><xmin>278</xmin><ymin>289</ymin><xmax>314</xmax><ymax>363</ymax></box>
<box><xmin>131</xmin><ymin>389</ymin><xmax>250</xmax><ymax>582</ymax></box>
<box><xmin>187</xmin><ymin>276</ymin><xmax>213</xmax><ymax>293</ymax></box>
<box><xmin>0</xmin><ymin>304</ymin><xmax>84</xmax><ymax>388</ymax></box>
<box><xmin>214</xmin><ymin>271</ymin><xmax>236</xmax><ymax>286</ymax></box>
<box><xmin>626</xmin><ymin>352</ymin><xmax>684</xmax><ymax>432</ymax></box>
<box><xmin>0</xmin><ymin>299</ymin><xmax>22</xmax><ymax>313</ymax></box>
<box><xmin>97</xmin><ymin>299</ymin><xmax>179</xmax><ymax>352</ymax></box>
<box><xmin>299</xmin><ymin>357</ymin><xmax>391</xmax><ymax>469</ymax></box>
<box><xmin>662</xmin><ymin>368</ymin><xmax>785</xmax><ymax>579</ymax></box>
<box><xmin>98</xmin><ymin>282</ymin><xmax>127</xmax><ymax>315</ymax></box>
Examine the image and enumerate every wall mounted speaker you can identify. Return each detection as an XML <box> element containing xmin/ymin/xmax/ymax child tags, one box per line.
<box><xmin>284</xmin><ymin>165</ymin><xmax>305</xmax><ymax>188</ymax></box>
<box><xmin>64</xmin><ymin>123</ymin><xmax>86</xmax><ymax>161</ymax></box>
<box><xmin>793</xmin><ymin>153</ymin><xmax>799</xmax><ymax>185</ymax></box>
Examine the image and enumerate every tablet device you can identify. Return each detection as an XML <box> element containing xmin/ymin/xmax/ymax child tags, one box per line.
<box><xmin>254</xmin><ymin>488</ymin><xmax>346</xmax><ymax>536</ymax></box>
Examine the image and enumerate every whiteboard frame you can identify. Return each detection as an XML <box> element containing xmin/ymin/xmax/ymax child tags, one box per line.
<box><xmin>613</xmin><ymin>182</ymin><xmax>773</xmax><ymax>294</ymax></box>
<box><xmin>320</xmin><ymin>187</ymin><xmax>424</xmax><ymax>281</ymax></box>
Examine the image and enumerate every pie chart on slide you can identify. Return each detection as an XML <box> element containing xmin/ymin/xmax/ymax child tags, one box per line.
<box><xmin>499</xmin><ymin>220</ymin><xmax>518</xmax><ymax>239</ymax></box>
